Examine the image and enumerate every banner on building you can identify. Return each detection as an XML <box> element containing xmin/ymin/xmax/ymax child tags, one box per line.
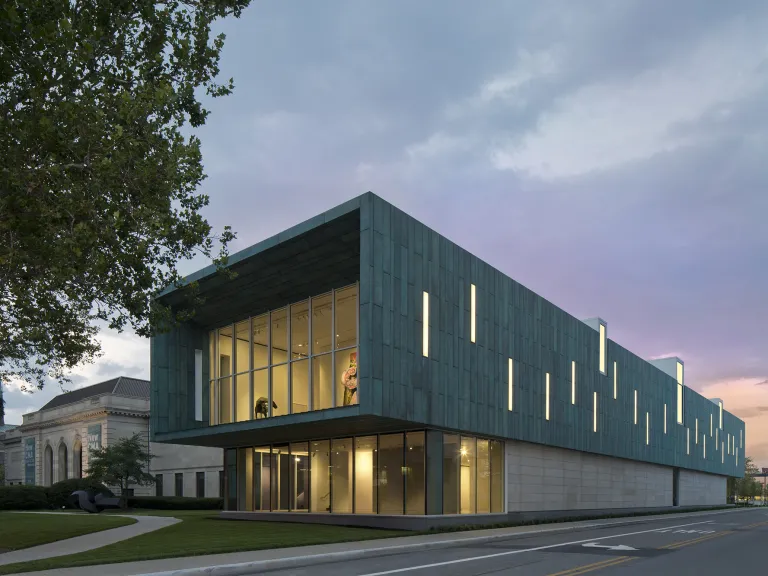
<box><xmin>24</xmin><ymin>437</ymin><xmax>35</xmax><ymax>485</ymax></box>
<box><xmin>87</xmin><ymin>424</ymin><xmax>102</xmax><ymax>453</ymax></box>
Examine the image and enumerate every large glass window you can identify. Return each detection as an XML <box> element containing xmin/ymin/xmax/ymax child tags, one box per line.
<box><xmin>355</xmin><ymin>436</ymin><xmax>377</xmax><ymax>514</ymax></box>
<box><xmin>405</xmin><ymin>432</ymin><xmax>425</xmax><ymax>515</ymax></box>
<box><xmin>331</xmin><ymin>438</ymin><xmax>353</xmax><ymax>513</ymax></box>
<box><xmin>460</xmin><ymin>437</ymin><xmax>477</xmax><ymax>514</ymax></box>
<box><xmin>235</xmin><ymin>374</ymin><xmax>250</xmax><ymax>423</ymax></box>
<box><xmin>310</xmin><ymin>440</ymin><xmax>331</xmax><ymax>513</ymax></box>
<box><xmin>271</xmin><ymin>445</ymin><xmax>290</xmax><ymax>511</ymax></box>
<box><xmin>379</xmin><ymin>434</ymin><xmax>404</xmax><ymax>515</ymax></box>
<box><xmin>477</xmin><ymin>439</ymin><xmax>490</xmax><ymax>514</ymax></box>
<box><xmin>290</xmin><ymin>442</ymin><xmax>309</xmax><ymax>512</ymax></box>
<box><xmin>443</xmin><ymin>434</ymin><xmax>460</xmax><ymax>514</ymax></box>
<box><xmin>312</xmin><ymin>354</ymin><xmax>333</xmax><ymax>411</ymax></box>
<box><xmin>208</xmin><ymin>284</ymin><xmax>359</xmax><ymax>425</ymax></box>
<box><xmin>252</xmin><ymin>314</ymin><xmax>269</xmax><ymax>369</ymax></box>
<box><xmin>253</xmin><ymin>447</ymin><xmax>271</xmax><ymax>511</ymax></box>
<box><xmin>224</xmin><ymin>431</ymin><xmax>499</xmax><ymax>516</ymax></box>
<box><xmin>490</xmin><ymin>440</ymin><xmax>504</xmax><ymax>513</ymax></box>
<box><xmin>235</xmin><ymin>321</ymin><xmax>249</xmax><ymax>374</ymax></box>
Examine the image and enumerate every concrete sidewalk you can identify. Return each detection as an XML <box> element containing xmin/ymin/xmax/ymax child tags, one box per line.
<box><xmin>3</xmin><ymin>508</ymin><xmax>751</xmax><ymax>576</ymax></box>
<box><xmin>0</xmin><ymin>513</ymin><xmax>180</xmax><ymax>568</ymax></box>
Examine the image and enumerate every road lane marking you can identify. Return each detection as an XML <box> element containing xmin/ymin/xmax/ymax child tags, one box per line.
<box><xmin>582</xmin><ymin>542</ymin><xmax>637</xmax><ymax>551</ymax></box>
<box><xmin>547</xmin><ymin>556</ymin><xmax>633</xmax><ymax>576</ymax></box>
<box><xmin>357</xmin><ymin>519</ymin><xmax>714</xmax><ymax>575</ymax></box>
<box><xmin>545</xmin><ymin>556</ymin><xmax>629</xmax><ymax>576</ymax></box>
<box><xmin>660</xmin><ymin>531</ymin><xmax>733</xmax><ymax>550</ymax></box>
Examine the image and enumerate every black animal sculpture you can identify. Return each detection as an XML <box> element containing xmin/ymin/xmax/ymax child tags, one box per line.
<box><xmin>255</xmin><ymin>397</ymin><xmax>278</xmax><ymax>418</ymax></box>
<box><xmin>69</xmin><ymin>490</ymin><xmax>122</xmax><ymax>513</ymax></box>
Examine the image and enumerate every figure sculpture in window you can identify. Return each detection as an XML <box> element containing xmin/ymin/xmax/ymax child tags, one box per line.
<box><xmin>255</xmin><ymin>397</ymin><xmax>277</xmax><ymax>418</ymax></box>
<box><xmin>342</xmin><ymin>352</ymin><xmax>358</xmax><ymax>406</ymax></box>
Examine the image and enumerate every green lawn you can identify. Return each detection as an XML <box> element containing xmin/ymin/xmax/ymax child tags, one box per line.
<box><xmin>0</xmin><ymin>510</ymin><xmax>403</xmax><ymax>574</ymax></box>
<box><xmin>0</xmin><ymin>512</ymin><xmax>136</xmax><ymax>552</ymax></box>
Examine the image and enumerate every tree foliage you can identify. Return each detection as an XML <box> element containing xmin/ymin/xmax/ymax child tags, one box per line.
<box><xmin>1</xmin><ymin>1</ymin><xmax>250</xmax><ymax>390</ymax></box>
<box><xmin>735</xmin><ymin>456</ymin><xmax>761</xmax><ymax>502</ymax></box>
<box><xmin>86</xmin><ymin>433</ymin><xmax>154</xmax><ymax>506</ymax></box>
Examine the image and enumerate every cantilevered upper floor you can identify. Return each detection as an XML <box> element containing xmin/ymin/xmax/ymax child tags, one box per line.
<box><xmin>151</xmin><ymin>192</ymin><xmax>745</xmax><ymax>478</ymax></box>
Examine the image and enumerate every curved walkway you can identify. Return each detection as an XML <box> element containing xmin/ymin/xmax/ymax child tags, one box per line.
<box><xmin>0</xmin><ymin>512</ymin><xmax>179</xmax><ymax>567</ymax></box>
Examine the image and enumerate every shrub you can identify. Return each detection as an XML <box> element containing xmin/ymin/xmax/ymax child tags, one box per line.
<box><xmin>47</xmin><ymin>478</ymin><xmax>114</xmax><ymax>509</ymax></box>
<box><xmin>0</xmin><ymin>485</ymin><xmax>50</xmax><ymax>510</ymax></box>
<box><xmin>125</xmin><ymin>496</ymin><xmax>223</xmax><ymax>510</ymax></box>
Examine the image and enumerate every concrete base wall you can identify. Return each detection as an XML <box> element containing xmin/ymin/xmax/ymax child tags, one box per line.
<box><xmin>220</xmin><ymin>505</ymin><xmax>729</xmax><ymax>531</ymax></box>
<box><xmin>679</xmin><ymin>469</ymin><xmax>726</xmax><ymax>506</ymax></box>
<box><xmin>506</xmin><ymin>440</ymin><xmax>673</xmax><ymax>511</ymax></box>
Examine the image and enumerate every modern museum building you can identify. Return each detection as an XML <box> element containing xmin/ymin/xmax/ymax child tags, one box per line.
<box><xmin>151</xmin><ymin>192</ymin><xmax>745</xmax><ymax>528</ymax></box>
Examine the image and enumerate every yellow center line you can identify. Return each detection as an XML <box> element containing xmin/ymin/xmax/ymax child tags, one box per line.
<box><xmin>546</xmin><ymin>556</ymin><xmax>633</xmax><ymax>576</ymax></box>
<box><xmin>661</xmin><ymin>530</ymin><xmax>732</xmax><ymax>550</ymax></box>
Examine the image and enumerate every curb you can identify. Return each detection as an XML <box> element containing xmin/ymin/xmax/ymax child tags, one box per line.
<box><xmin>137</xmin><ymin>507</ymin><xmax>749</xmax><ymax>576</ymax></box>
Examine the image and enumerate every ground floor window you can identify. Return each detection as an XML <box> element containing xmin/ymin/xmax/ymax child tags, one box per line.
<box><xmin>175</xmin><ymin>473</ymin><xmax>183</xmax><ymax>497</ymax></box>
<box><xmin>229</xmin><ymin>431</ymin><xmax>503</xmax><ymax>515</ymax></box>
<box><xmin>196</xmin><ymin>472</ymin><xmax>205</xmax><ymax>497</ymax></box>
<box><xmin>155</xmin><ymin>474</ymin><xmax>163</xmax><ymax>497</ymax></box>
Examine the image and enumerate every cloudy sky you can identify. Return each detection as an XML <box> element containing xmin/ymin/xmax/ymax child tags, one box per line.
<box><xmin>5</xmin><ymin>0</ymin><xmax>768</xmax><ymax>465</ymax></box>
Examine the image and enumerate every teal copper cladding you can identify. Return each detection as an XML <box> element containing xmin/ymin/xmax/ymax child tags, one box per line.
<box><xmin>151</xmin><ymin>192</ymin><xmax>744</xmax><ymax>479</ymax></box>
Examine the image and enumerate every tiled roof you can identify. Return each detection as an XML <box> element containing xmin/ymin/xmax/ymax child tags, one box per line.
<box><xmin>39</xmin><ymin>376</ymin><xmax>150</xmax><ymax>411</ymax></box>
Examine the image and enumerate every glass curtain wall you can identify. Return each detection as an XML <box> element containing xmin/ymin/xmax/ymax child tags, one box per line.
<box><xmin>229</xmin><ymin>432</ymin><xmax>502</xmax><ymax>515</ymax></box>
<box><xmin>208</xmin><ymin>283</ymin><xmax>358</xmax><ymax>426</ymax></box>
<box><xmin>444</xmin><ymin>436</ymin><xmax>504</xmax><ymax>515</ymax></box>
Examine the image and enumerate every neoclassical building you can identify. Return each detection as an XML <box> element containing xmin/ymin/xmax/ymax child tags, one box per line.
<box><xmin>0</xmin><ymin>376</ymin><xmax>223</xmax><ymax>497</ymax></box>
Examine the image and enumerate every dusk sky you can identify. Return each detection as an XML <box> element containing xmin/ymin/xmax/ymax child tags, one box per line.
<box><xmin>5</xmin><ymin>1</ymin><xmax>767</xmax><ymax>466</ymax></box>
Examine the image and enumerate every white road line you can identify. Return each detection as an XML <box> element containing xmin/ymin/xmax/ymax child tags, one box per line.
<box><xmin>358</xmin><ymin>520</ymin><xmax>715</xmax><ymax>576</ymax></box>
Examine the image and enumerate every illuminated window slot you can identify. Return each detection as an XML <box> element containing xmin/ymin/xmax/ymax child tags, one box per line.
<box><xmin>634</xmin><ymin>389</ymin><xmax>638</xmax><ymax>425</ymax></box>
<box><xmin>613</xmin><ymin>361</ymin><xmax>617</xmax><ymax>399</ymax></box>
<box><xmin>593</xmin><ymin>392</ymin><xmax>598</xmax><ymax>432</ymax></box>
<box><xmin>719</xmin><ymin>401</ymin><xmax>723</xmax><ymax>429</ymax></box>
<box><xmin>710</xmin><ymin>413</ymin><xmax>713</xmax><ymax>437</ymax></box>
<box><xmin>571</xmin><ymin>361</ymin><xmax>576</xmax><ymax>405</ymax></box>
<box><xmin>545</xmin><ymin>372</ymin><xmax>550</xmax><ymax>421</ymax></box>
<box><xmin>664</xmin><ymin>404</ymin><xmax>667</xmax><ymax>434</ymax></box>
<box><xmin>676</xmin><ymin>361</ymin><xmax>684</xmax><ymax>425</ymax></box>
<box><xmin>422</xmin><ymin>291</ymin><xmax>429</xmax><ymax>357</ymax></box>
<box><xmin>721</xmin><ymin>442</ymin><xmax>724</xmax><ymax>464</ymax></box>
<box><xmin>599</xmin><ymin>323</ymin><xmax>607</xmax><ymax>374</ymax></box>
<box><xmin>508</xmin><ymin>358</ymin><xmax>514</xmax><ymax>412</ymax></box>
<box><xmin>695</xmin><ymin>419</ymin><xmax>698</xmax><ymax>444</ymax></box>
<box><xmin>646</xmin><ymin>412</ymin><xmax>650</xmax><ymax>445</ymax></box>
<box><xmin>687</xmin><ymin>428</ymin><xmax>690</xmax><ymax>455</ymax></box>
<box><xmin>740</xmin><ymin>429</ymin><xmax>742</xmax><ymax>449</ymax></box>
<box><xmin>470</xmin><ymin>284</ymin><xmax>476</xmax><ymax>343</ymax></box>
<box><xmin>703</xmin><ymin>435</ymin><xmax>706</xmax><ymax>459</ymax></box>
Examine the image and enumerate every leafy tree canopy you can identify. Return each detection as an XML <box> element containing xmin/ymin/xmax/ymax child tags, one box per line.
<box><xmin>86</xmin><ymin>433</ymin><xmax>154</xmax><ymax>505</ymax></box>
<box><xmin>1</xmin><ymin>1</ymin><xmax>249</xmax><ymax>391</ymax></box>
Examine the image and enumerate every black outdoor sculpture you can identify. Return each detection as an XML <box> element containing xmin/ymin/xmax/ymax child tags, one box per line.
<box><xmin>255</xmin><ymin>397</ymin><xmax>278</xmax><ymax>418</ymax></box>
<box><xmin>69</xmin><ymin>490</ymin><xmax>122</xmax><ymax>513</ymax></box>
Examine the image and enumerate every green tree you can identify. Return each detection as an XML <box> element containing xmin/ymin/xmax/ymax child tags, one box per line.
<box><xmin>735</xmin><ymin>456</ymin><xmax>760</xmax><ymax>503</ymax></box>
<box><xmin>86</xmin><ymin>433</ymin><xmax>155</xmax><ymax>507</ymax></box>
<box><xmin>0</xmin><ymin>463</ymin><xmax>5</xmax><ymax>486</ymax></box>
<box><xmin>1</xmin><ymin>1</ymin><xmax>249</xmax><ymax>391</ymax></box>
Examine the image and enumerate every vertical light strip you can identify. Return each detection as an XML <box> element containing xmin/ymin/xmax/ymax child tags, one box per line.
<box><xmin>634</xmin><ymin>389</ymin><xmax>638</xmax><ymax>425</ymax></box>
<box><xmin>646</xmin><ymin>412</ymin><xmax>650</xmax><ymax>445</ymax></box>
<box><xmin>422</xmin><ymin>291</ymin><xmax>429</xmax><ymax>357</ymax></box>
<box><xmin>664</xmin><ymin>404</ymin><xmax>667</xmax><ymax>434</ymax></box>
<box><xmin>613</xmin><ymin>361</ymin><xmax>617</xmax><ymax>399</ymax></box>
<box><xmin>599</xmin><ymin>323</ymin><xmax>606</xmax><ymax>374</ymax></box>
<box><xmin>719</xmin><ymin>401</ymin><xmax>723</xmax><ymax>429</ymax></box>
<box><xmin>508</xmin><ymin>358</ymin><xmax>514</xmax><ymax>411</ymax></box>
<box><xmin>686</xmin><ymin>428</ymin><xmax>690</xmax><ymax>455</ymax></box>
<box><xmin>703</xmin><ymin>435</ymin><xmax>706</xmax><ymax>459</ymax></box>
<box><xmin>545</xmin><ymin>372</ymin><xmax>550</xmax><ymax>421</ymax></box>
<box><xmin>676</xmin><ymin>383</ymin><xmax>683</xmax><ymax>425</ymax></box>
<box><xmin>740</xmin><ymin>429</ymin><xmax>742</xmax><ymax>449</ymax></box>
<box><xmin>194</xmin><ymin>349</ymin><xmax>203</xmax><ymax>421</ymax></box>
<box><xmin>593</xmin><ymin>392</ymin><xmax>598</xmax><ymax>432</ymax></box>
<box><xmin>571</xmin><ymin>361</ymin><xmax>576</xmax><ymax>405</ymax></box>
<box><xmin>470</xmin><ymin>283</ymin><xmax>476</xmax><ymax>343</ymax></box>
<box><xmin>727</xmin><ymin>434</ymin><xmax>730</xmax><ymax>455</ymax></box>
<box><xmin>722</xmin><ymin>442</ymin><xmax>725</xmax><ymax>463</ymax></box>
<box><xmin>716</xmin><ymin>427</ymin><xmax>719</xmax><ymax>447</ymax></box>
<box><xmin>736</xmin><ymin>447</ymin><xmax>739</xmax><ymax>467</ymax></box>
<box><xmin>710</xmin><ymin>414</ymin><xmax>713</xmax><ymax>437</ymax></box>
<box><xmin>695</xmin><ymin>419</ymin><xmax>698</xmax><ymax>444</ymax></box>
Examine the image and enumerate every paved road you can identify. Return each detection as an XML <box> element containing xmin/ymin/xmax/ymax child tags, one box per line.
<box><xmin>264</xmin><ymin>508</ymin><xmax>768</xmax><ymax>576</ymax></box>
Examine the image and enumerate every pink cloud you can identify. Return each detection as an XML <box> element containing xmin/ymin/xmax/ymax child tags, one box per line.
<box><xmin>696</xmin><ymin>377</ymin><xmax>768</xmax><ymax>470</ymax></box>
